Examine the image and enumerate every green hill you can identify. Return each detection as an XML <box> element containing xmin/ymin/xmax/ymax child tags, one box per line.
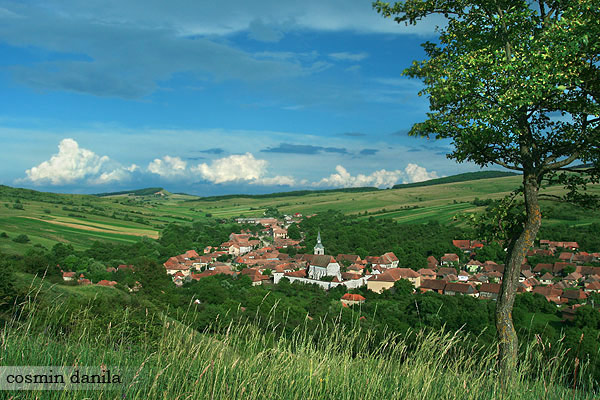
<box><xmin>1</xmin><ymin>172</ymin><xmax>599</xmax><ymax>254</ymax></box>
<box><xmin>392</xmin><ymin>170</ymin><xmax>519</xmax><ymax>189</ymax></box>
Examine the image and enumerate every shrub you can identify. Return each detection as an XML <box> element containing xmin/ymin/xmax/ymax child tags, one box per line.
<box><xmin>12</xmin><ymin>234</ymin><xmax>30</xmax><ymax>243</ymax></box>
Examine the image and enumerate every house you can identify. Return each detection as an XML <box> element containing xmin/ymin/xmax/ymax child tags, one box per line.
<box><xmin>340</xmin><ymin>293</ymin><xmax>366</xmax><ymax>306</ymax></box>
<box><xmin>479</xmin><ymin>283</ymin><xmax>501</xmax><ymax>300</ymax></box>
<box><xmin>533</xmin><ymin>286</ymin><xmax>563</xmax><ymax>304</ymax></box>
<box><xmin>585</xmin><ymin>281</ymin><xmax>600</xmax><ymax>293</ymax></box>
<box><xmin>419</xmin><ymin>279</ymin><xmax>446</xmax><ymax>294</ymax></box>
<box><xmin>452</xmin><ymin>239</ymin><xmax>472</xmax><ymax>252</ymax></box>
<box><xmin>381</xmin><ymin>252</ymin><xmax>399</xmax><ymax>268</ymax></box>
<box><xmin>561</xmin><ymin>289</ymin><xmax>588</xmax><ymax>303</ymax></box>
<box><xmin>441</xmin><ymin>253</ymin><xmax>460</xmax><ymax>266</ymax></box>
<box><xmin>347</xmin><ymin>263</ymin><xmax>365</xmax><ymax>275</ymax></box>
<box><xmin>437</xmin><ymin>267</ymin><xmax>457</xmax><ymax>278</ymax></box>
<box><xmin>533</xmin><ymin>263</ymin><xmax>554</xmax><ymax>274</ymax></box>
<box><xmin>97</xmin><ymin>280</ymin><xmax>117</xmax><ymax>287</ymax></box>
<box><xmin>553</xmin><ymin>262</ymin><xmax>575</xmax><ymax>274</ymax></box>
<box><xmin>117</xmin><ymin>264</ymin><xmax>134</xmax><ymax>272</ymax></box>
<box><xmin>559</xmin><ymin>252</ymin><xmax>574</xmax><ymax>262</ymax></box>
<box><xmin>444</xmin><ymin>282</ymin><xmax>477</xmax><ymax>297</ymax></box>
<box><xmin>307</xmin><ymin>255</ymin><xmax>341</xmax><ymax>280</ymax></box>
<box><xmin>564</xmin><ymin>272</ymin><xmax>583</xmax><ymax>285</ymax></box>
<box><xmin>540</xmin><ymin>272</ymin><xmax>554</xmax><ymax>285</ymax></box>
<box><xmin>62</xmin><ymin>271</ymin><xmax>76</xmax><ymax>281</ymax></box>
<box><xmin>426</xmin><ymin>256</ymin><xmax>439</xmax><ymax>268</ymax></box>
<box><xmin>417</xmin><ymin>268</ymin><xmax>436</xmax><ymax>280</ymax></box>
<box><xmin>241</xmin><ymin>268</ymin><xmax>270</xmax><ymax>286</ymax></box>
<box><xmin>271</xmin><ymin>226</ymin><xmax>288</xmax><ymax>239</ymax></box>
<box><xmin>519</xmin><ymin>270</ymin><xmax>535</xmax><ymax>282</ymax></box>
<box><xmin>367</xmin><ymin>268</ymin><xmax>421</xmax><ymax>293</ymax></box>
<box><xmin>458</xmin><ymin>271</ymin><xmax>470</xmax><ymax>282</ymax></box>
<box><xmin>465</xmin><ymin>259</ymin><xmax>483</xmax><ymax>273</ymax></box>
<box><xmin>78</xmin><ymin>277</ymin><xmax>92</xmax><ymax>286</ymax></box>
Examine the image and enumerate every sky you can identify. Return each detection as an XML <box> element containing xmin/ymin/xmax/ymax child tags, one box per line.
<box><xmin>0</xmin><ymin>0</ymin><xmax>485</xmax><ymax>195</ymax></box>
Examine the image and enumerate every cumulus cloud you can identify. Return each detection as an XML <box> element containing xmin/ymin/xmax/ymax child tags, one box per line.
<box><xmin>404</xmin><ymin>163</ymin><xmax>439</xmax><ymax>183</ymax></box>
<box><xmin>193</xmin><ymin>153</ymin><xmax>266</xmax><ymax>184</ymax></box>
<box><xmin>251</xmin><ymin>175</ymin><xmax>296</xmax><ymax>186</ymax></box>
<box><xmin>25</xmin><ymin>138</ymin><xmax>110</xmax><ymax>185</ymax></box>
<box><xmin>192</xmin><ymin>153</ymin><xmax>294</xmax><ymax>186</ymax></box>
<box><xmin>314</xmin><ymin>164</ymin><xmax>438</xmax><ymax>188</ymax></box>
<box><xmin>147</xmin><ymin>156</ymin><xmax>187</xmax><ymax>178</ymax></box>
<box><xmin>314</xmin><ymin>165</ymin><xmax>401</xmax><ymax>188</ymax></box>
<box><xmin>90</xmin><ymin>164</ymin><xmax>139</xmax><ymax>185</ymax></box>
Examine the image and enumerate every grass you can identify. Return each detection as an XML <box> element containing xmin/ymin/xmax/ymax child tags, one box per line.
<box><xmin>0</xmin><ymin>278</ymin><xmax>597</xmax><ymax>399</ymax></box>
<box><xmin>1</xmin><ymin>174</ymin><xmax>600</xmax><ymax>253</ymax></box>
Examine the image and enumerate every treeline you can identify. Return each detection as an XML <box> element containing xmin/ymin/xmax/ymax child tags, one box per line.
<box><xmin>93</xmin><ymin>187</ymin><xmax>165</xmax><ymax>197</ymax></box>
<box><xmin>192</xmin><ymin>187</ymin><xmax>380</xmax><ymax>202</ymax></box>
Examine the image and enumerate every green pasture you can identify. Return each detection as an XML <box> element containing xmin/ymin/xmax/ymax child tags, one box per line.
<box><xmin>1</xmin><ymin>174</ymin><xmax>600</xmax><ymax>253</ymax></box>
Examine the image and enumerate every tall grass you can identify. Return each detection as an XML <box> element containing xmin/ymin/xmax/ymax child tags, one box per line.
<box><xmin>0</xmin><ymin>285</ymin><xmax>597</xmax><ymax>399</ymax></box>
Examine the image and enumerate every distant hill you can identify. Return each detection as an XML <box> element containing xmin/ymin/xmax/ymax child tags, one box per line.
<box><xmin>194</xmin><ymin>186</ymin><xmax>380</xmax><ymax>202</ymax></box>
<box><xmin>94</xmin><ymin>187</ymin><xmax>169</xmax><ymax>197</ymax></box>
<box><xmin>392</xmin><ymin>171</ymin><xmax>519</xmax><ymax>190</ymax></box>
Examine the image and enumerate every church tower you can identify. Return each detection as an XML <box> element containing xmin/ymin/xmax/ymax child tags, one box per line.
<box><xmin>313</xmin><ymin>230</ymin><xmax>325</xmax><ymax>255</ymax></box>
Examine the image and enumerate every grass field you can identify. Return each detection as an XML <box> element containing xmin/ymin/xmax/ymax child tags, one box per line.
<box><xmin>1</xmin><ymin>174</ymin><xmax>599</xmax><ymax>253</ymax></box>
<box><xmin>1</xmin><ymin>275</ymin><xmax>595</xmax><ymax>399</ymax></box>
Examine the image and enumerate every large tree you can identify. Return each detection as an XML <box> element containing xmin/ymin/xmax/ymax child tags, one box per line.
<box><xmin>374</xmin><ymin>0</ymin><xmax>600</xmax><ymax>377</ymax></box>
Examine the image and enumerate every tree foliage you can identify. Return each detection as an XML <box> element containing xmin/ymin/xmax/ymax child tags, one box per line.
<box><xmin>373</xmin><ymin>0</ymin><xmax>600</xmax><ymax>377</ymax></box>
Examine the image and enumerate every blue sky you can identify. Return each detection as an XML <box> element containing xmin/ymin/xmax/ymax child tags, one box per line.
<box><xmin>0</xmin><ymin>0</ymin><xmax>482</xmax><ymax>195</ymax></box>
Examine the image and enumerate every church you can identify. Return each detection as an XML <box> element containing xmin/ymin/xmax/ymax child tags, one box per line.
<box><xmin>307</xmin><ymin>231</ymin><xmax>341</xmax><ymax>280</ymax></box>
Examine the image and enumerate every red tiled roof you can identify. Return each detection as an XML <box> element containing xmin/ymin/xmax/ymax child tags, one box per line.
<box><xmin>341</xmin><ymin>293</ymin><xmax>366</xmax><ymax>302</ymax></box>
<box><xmin>479</xmin><ymin>282</ymin><xmax>501</xmax><ymax>294</ymax></box>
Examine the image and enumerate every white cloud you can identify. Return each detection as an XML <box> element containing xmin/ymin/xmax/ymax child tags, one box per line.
<box><xmin>404</xmin><ymin>163</ymin><xmax>438</xmax><ymax>183</ymax></box>
<box><xmin>314</xmin><ymin>164</ymin><xmax>438</xmax><ymax>188</ymax></box>
<box><xmin>89</xmin><ymin>164</ymin><xmax>138</xmax><ymax>184</ymax></box>
<box><xmin>193</xmin><ymin>153</ymin><xmax>267</xmax><ymax>184</ymax></box>
<box><xmin>252</xmin><ymin>175</ymin><xmax>296</xmax><ymax>186</ymax></box>
<box><xmin>314</xmin><ymin>165</ymin><xmax>401</xmax><ymax>188</ymax></box>
<box><xmin>147</xmin><ymin>156</ymin><xmax>187</xmax><ymax>178</ymax></box>
<box><xmin>192</xmin><ymin>153</ymin><xmax>294</xmax><ymax>186</ymax></box>
<box><xmin>25</xmin><ymin>138</ymin><xmax>110</xmax><ymax>185</ymax></box>
<box><xmin>328</xmin><ymin>52</ymin><xmax>368</xmax><ymax>62</ymax></box>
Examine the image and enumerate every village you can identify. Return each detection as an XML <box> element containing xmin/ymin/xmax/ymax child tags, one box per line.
<box><xmin>156</xmin><ymin>214</ymin><xmax>600</xmax><ymax>319</ymax></box>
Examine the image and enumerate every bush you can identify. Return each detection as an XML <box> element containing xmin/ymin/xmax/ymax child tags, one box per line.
<box><xmin>12</xmin><ymin>234</ymin><xmax>30</xmax><ymax>243</ymax></box>
<box><xmin>0</xmin><ymin>232</ymin><xmax>8</xmax><ymax>239</ymax></box>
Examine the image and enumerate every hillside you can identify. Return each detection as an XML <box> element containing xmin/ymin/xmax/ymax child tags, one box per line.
<box><xmin>1</xmin><ymin>173</ymin><xmax>599</xmax><ymax>253</ymax></box>
<box><xmin>391</xmin><ymin>170</ymin><xmax>519</xmax><ymax>189</ymax></box>
<box><xmin>1</xmin><ymin>273</ymin><xmax>594</xmax><ymax>399</ymax></box>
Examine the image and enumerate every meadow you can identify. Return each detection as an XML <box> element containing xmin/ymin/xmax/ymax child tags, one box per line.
<box><xmin>1</xmin><ymin>275</ymin><xmax>596</xmax><ymax>400</ymax></box>
<box><xmin>1</xmin><ymin>173</ymin><xmax>599</xmax><ymax>253</ymax></box>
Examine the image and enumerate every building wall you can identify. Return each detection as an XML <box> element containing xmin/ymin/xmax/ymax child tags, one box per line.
<box><xmin>367</xmin><ymin>280</ymin><xmax>394</xmax><ymax>294</ymax></box>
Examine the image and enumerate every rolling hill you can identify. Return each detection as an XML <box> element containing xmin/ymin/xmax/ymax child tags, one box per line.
<box><xmin>1</xmin><ymin>171</ymin><xmax>599</xmax><ymax>254</ymax></box>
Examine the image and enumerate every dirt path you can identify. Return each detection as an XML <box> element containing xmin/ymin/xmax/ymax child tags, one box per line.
<box><xmin>21</xmin><ymin>216</ymin><xmax>159</xmax><ymax>239</ymax></box>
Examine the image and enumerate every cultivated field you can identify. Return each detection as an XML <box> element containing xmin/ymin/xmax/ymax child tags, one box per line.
<box><xmin>1</xmin><ymin>174</ymin><xmax>599</xmax><ymax>253</ymax></box>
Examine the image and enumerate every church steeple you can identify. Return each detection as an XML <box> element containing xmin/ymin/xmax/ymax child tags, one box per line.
<box><xmin>314</xmin><ymin>230</ymin><xmax>325</xmax><ymax>255</ymax></box>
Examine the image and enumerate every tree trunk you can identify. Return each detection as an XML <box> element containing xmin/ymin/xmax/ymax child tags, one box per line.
<box><xmin>496</xmin><ymin>172</ymin><xmax>542</xmax><ymax>380</ymax></box>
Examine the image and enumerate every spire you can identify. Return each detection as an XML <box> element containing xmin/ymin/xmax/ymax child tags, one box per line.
<box><xmin>314</xmin><ymin>229</ymin><xmax>324</xmax><ymax>255</ymax></box>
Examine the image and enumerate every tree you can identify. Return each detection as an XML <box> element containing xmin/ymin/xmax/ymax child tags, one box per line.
<box><xmin>374</xmin><ymin>0</ymin><xmax>600</xmax><ymax>378</ymax></box>
<box><xmin>287</xmin><ymin>223</ymin><xmax>301</xmax><ymax>240</ymax></box>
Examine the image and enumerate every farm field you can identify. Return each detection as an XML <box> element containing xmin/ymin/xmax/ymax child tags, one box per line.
<box><xmin>1</xmin><ymin>173</ymin><xmax>600</xmax><ymax>253</ymax></box>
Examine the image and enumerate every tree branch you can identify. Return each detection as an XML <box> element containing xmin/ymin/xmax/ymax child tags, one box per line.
<box><xmin>493</xmin><ymin>160</ymin><xmax>523</xmax><ymax>171</ymax></box>
<box><xmin>542</xmin><ymin>152</ymin><xmax>580</xmax><ymax>171</ymax></box>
